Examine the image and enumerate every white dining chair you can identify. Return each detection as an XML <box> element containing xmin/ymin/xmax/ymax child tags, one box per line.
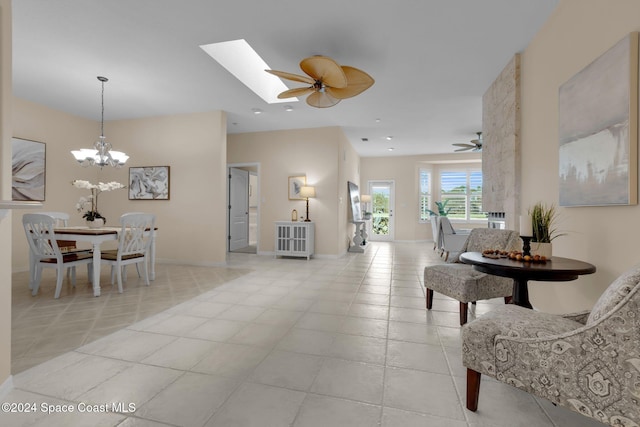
<box><xmin>39</xmin><ymin>212</ymin><xmax>90</xmax><ymax>278</ymax></box>
<box><xmin>101</xmin><ymin>212</ymin><xmax>156</xmax><ymax>292</ymax></box>
<box><xmin>23</xmin><ymin>213</ymin><xmax>93</xmax><ymax>298</ymax></box>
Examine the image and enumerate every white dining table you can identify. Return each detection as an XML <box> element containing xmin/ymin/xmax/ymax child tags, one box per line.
<box><xmin>54</xmin><ymin>226</ymin><xmax>157</xmax><ymax>297</ymax></box>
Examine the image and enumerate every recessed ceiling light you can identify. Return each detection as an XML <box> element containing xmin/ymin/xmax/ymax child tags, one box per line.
<box><xmin>386</xmin><ymin>136</ymin><xmax>393</xmax><ymax>141</ymax></box>
<box><xmin>361</xmin><ymin>138</ymin><xmax>369</xmax><ymax>142</ymax></box>
<box><xmin>284</xmin><ymin>105</ymin><xmax>293</xmax><ymax>112</ymax></box>
<box><xmin>252</xmin><ymin>108</ymin><xmax>262</xmax><ymax>115</ymax></box>
<box><xmin>375</xmin><ymin>118</ymin><xmax>381</xmax><ymax>123</ymax></box>
<box><xmin>388</xmin><ymin>147</ymin><xmax>395</xmax><ymax>151</ymax></box>
<box><xmin>200</xmin><ymin>39</ymin><xmax>298</xmax><ymax>104</ymax></box>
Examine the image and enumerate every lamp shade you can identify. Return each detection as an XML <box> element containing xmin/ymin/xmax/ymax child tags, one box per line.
<box><xmin>360</xmin><ymin>194</ymin><xmax>371</xmax><ymax>203</ymax></box>
<box><xmin>300</xmin><ymin>186</ymin><xmax>316</xmax><ymax>198</ymax></box>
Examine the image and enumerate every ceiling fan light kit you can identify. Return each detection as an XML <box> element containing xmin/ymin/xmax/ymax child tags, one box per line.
<box><xmin>266</xmin><ymin>55</ymin><xmax>374</xmax><ymax>108</ymax></box>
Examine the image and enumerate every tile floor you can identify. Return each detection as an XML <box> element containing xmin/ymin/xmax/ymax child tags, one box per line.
<box><xmin>2</xmin><ymin>242</ymin><xmax>605</xmax><ymax>426</ymax></box>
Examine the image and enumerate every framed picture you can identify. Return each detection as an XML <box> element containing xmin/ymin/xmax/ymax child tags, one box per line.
<box><xmin>288</xmin><ymin>175</ymin><xmax>306</xmax><ymax>200</ymax></box>
<box><xmin>129</xmin><ymin>166</ymin><xmax>170</xmax><ymax>200</ymax></box>
<box><xmin>12</xmin><ymin>137</ymin><xmax>46</xmax><ymax>201</ymax></box>
<box><xmin>558</xmin><ymin>32</ymin><xmax>638</xmax><ymax>206</ymax></box>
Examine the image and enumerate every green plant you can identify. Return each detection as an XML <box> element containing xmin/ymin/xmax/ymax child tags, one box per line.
<box><xmin>425</xmin><ymin>200</ymin><xmax>452</xmax><ymax>217</ymax></box>
<box><xmin>529</xmin><ymin>202</ymin><xmax>565</xmax><ymax>243</ymax></box>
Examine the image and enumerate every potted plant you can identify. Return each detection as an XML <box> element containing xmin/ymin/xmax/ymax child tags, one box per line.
<box><xmin>73</xmin><ymin>180</ymin><xmax>126</xmax><ymax>227</ymax></box>
<box><xmin>426</xmin><ymin>200</ymin><xmax>451</xmax><ymax>217</ymax></box>
<box><xmin>529</xmin><ymin>202</ymin><xmax>565</xmax><ymax>257</ymax></box>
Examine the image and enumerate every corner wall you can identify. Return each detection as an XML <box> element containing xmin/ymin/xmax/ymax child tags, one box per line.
<box><xmin>108</xmin><ymin>112</ymin><xmax>228</xmax><ymax>265</ymax></box>
<box><xmin>520</xmin><ymin>0</ymin><xmax>640</xmax><ymax>312</ymax></box>
<box><xmin>228</xmin><ymin>127</ymin><xmax>354</xmax><ymax>256</ymax></box>
<box><xmin>0</xmin><ymin>0</ymin><xmax>12</xmax><ymax>391</ymax></box>
<box><xmin>338</xmin><ymin>130</ymin><xmax>361</xmax><ymax>254</ymax></box>
<box><xmin>11</xmin><ymin>101</ymin><xmax>228</xmax><ymax>269</ymax></box>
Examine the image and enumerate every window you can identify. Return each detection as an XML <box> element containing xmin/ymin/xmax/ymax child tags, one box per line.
<box><xmin>440</xmin><ymin>169</ymin><xmax>485</xmax><ymax>221</ymax></box>
<box><xmin>418</xmin><ymin>168</ymin><xmax>432</xmax><ymax>222</ymax></box>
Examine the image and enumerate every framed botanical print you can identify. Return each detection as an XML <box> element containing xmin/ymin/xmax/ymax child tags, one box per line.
<box><xmin>129</xmin><ymin>166</ymin><xmax>170</xmax><ymax>200</ymax></box>
<box><xmin>288</xmin><ymin>175</ymin><xmax>306</xmax><ymax>200</ymax></box>
<box><xmin>12</xmin><ymin>137</ymin><xmax>46</xmax><ymax>201</ymax></box>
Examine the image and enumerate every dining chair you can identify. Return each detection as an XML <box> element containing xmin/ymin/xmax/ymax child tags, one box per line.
<box><xmin>101</xmin><ymin>212</ymin><xmax>156</xmax><ymax>292</ymax></box>
<box><xmin>40</xmin><ymin>211</ymin><xmax>90</xmax><ymax>278</ymax></box>
<box><xmin>22</xmin><ymin>213</ymin><xmax>93</xmax><ymax>298</ymax></box>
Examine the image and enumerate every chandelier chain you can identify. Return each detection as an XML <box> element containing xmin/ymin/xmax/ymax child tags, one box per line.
<box><xmin>100</xmin><ymin>78</ymin><xmax>105</xmax><ymax>137</ymax></box>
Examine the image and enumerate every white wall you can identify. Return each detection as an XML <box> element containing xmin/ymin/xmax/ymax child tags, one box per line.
<box><xmin>0</xmin><ymin>0</ymin><xmax>12</xmax><ymax>390</ymax></box>
<box><xmin>11</xmin><ymin>100</ymin><xmax>228</xmax><ymax>269</ymax></box>
<box><xmin>361</xmin><ymin>153</ymin><xmax>483</xmax><ymax>242</ymax></box>
<box><xmin>228</xmin><ymin>126</ymin><xmax>359</xmax><ymax>256</ymax></box>
<box><xmin>521</xmin><ymin>0</ymin><xmax>640</xmax><ymax>312</ymax></box>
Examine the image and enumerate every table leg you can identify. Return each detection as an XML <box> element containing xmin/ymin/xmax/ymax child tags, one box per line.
<box><xmin>92</xmin><ymin>242</ymin><xmax>102</xmax><ymax>297</ymax></box>
<box><xmin>512</xmin><ymin>278</ymin><xmax>533</xmax><ymax>309</ymax></box>
<box><xmin>150</xmin><ymin>230</ymin><xmax>156</xmax><ymax>280</ymax></box>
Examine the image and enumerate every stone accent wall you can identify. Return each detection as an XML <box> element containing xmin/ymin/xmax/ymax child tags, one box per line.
<box><xmin>482</xmin><ymin>54</ymin><xmax>521</xmax><ymax>230</ymax></box>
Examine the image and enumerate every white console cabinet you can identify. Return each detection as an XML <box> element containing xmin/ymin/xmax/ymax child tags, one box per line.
<box><xmin>275</xmin><ymin>221</ymin><xmax>314</xmax><ymax>260</ymax></box>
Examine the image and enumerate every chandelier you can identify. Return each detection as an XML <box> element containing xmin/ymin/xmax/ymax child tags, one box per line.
<box><xmin>71</xmin><ymin>76</ymin><xmax>129</xmax><ymax>168</ymax></box>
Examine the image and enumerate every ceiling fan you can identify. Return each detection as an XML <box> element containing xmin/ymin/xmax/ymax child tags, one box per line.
<box><xmin>453</xmin><ymin>132</ymin><xmax>483</xmax><ymax>152</ymax></box>
<box><xmin>266</xmin><ymin>55</ymin><xmax>374</xmax><ymax>108</ymax></box>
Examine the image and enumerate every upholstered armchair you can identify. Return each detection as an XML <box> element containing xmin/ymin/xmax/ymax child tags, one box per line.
<box><xmin>424</xmin><ymin>228</ymin><xmax>521</xmax><ymax>325</ymax></box>
<box><xmin>462</xmin><ymin>263</ymin><xmax>640</xmax><ymax>426</ymax></box>
<box><xmin>438</xmin><ymin>216</ymin><xmax>470</xmax><ymax>262</ymax></box>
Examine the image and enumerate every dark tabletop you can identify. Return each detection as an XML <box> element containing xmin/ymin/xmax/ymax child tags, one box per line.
<box><xmin>459</xmin><ymin>251</ymin><xmax>596</xmax><ymax>282</ymax></box>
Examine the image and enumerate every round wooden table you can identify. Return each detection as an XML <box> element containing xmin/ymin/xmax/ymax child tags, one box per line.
<box><xmin>459</xmin><ymin>252</ymin><xmax>596</xmax><ymax>308</ymax></box>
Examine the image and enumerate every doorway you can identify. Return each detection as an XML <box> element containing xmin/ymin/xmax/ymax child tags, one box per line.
<box><xmin>368</xmin><ymin>180</ymin><xmax>395</xmax><ymax>241</ymax></box>
<box><xmin>228</xmin><ymin>164</ymin><xmax>259</xmax><ymax>253</ymax></box>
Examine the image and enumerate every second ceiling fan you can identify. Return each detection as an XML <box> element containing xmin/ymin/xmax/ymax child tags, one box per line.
<box><xmin>453</xmin><ymin>132</ymin><xmax>483</xmax><ymax>152</ymax></box>
<box><xmin>266</xmin><ymin>55</ymin><xmax>374</xmax><ymax>108</ymax></box>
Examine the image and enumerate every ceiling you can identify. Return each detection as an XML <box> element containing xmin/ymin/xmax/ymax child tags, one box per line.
<box><xmin>11</xmin><ymin>0</ymin><xmax>558</xmax><ymax>157</ymax></box>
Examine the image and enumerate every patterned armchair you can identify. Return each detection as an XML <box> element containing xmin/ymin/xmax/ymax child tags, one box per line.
<box><xmin>424</xmin><ymin>228</ymin><xmax>521</xmax><ymax>325</ymax></box>
<box><xmin>462</xmin><ymin>263</ymin><xmax>640</xmax><ymax>426</ymax></box>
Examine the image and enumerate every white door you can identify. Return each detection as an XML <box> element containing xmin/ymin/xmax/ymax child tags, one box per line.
<box><xmin>368</xmin><ymin>181</ymin><xmax>395</xmax><ymax>241</ymax></box>
<box><xmin>229</xmin><ymin>167</ymin><xmax>249</xmax><ymax>251</ymax></box>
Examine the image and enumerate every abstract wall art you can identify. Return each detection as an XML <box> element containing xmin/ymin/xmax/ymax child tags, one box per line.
<box><xmin>12</xmin><ymin>137</ymin><xmax>46</xmax><ymax>201</ymax></box>
<box><xmin>558</xmin><ymin>32</ymin><xmax>638</xmax><ymax>206</ymax></box>
<box><xmin>129</xmin><ymin>166</ymin><xmax>170</xmax><ymax>200</ymax></box>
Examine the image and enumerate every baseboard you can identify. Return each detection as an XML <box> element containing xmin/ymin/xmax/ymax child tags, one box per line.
<box><xmin>0</xmin><ymin>375</ymin><xmax>13</xmax><ymax>400</ymax></box>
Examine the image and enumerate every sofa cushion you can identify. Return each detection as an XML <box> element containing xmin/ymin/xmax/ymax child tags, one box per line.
<box><xmin>587</xmin><ymin>263</ymin><xmax>640</xmax><ymax>324</ymax></box>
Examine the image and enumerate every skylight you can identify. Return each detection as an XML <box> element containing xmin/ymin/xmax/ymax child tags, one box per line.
<box><xmin>200</xmin><ymin>39</ymin><xmax>297</xmax><ymax>104</ymax></box>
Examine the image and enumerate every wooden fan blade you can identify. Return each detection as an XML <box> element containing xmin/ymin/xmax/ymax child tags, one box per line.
<box><xmin>265</xmin><ymin>69</ymin><xmax>315</xmax><ymax>85</ymax></box>
<box><xmin>300</xmin><ymin>56</ymin><xmax>347</xmax><ymax>89</ymax></box>
<box><xmin>306</xmin><ymin>91</ymin><xmax>341</xmax><ymax>108</ymax></box>
<box><xmin>453</xmin><ymin>143</ymin><xmax>474</xmax><ymax>148</ymax></box>
<box><xmin>326</xmin><ymin>66</ymin><xmax>374</xmax><ymax>99</ymax></box>
<box><xmin>277</xmin><ymin>87</ymin><xmax>314</xmax><ymax>99</ymax></box>
<box><xmin>454</xmin><ymin>147</ymin><xmax>473</xmax><ymax>152</ymax></box>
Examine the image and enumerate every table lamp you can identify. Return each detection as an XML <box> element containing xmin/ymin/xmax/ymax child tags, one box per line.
<box><xmin>300</xmin><ymin>186</ymin><xmax>316</xmax><ymax>222</ymax></box>
<box><xmin>360</xmin><ymin>194</ymin><xmax>371</xmax><ymax>212</ymax></box>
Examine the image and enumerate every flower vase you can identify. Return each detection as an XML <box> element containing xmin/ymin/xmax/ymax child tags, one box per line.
<box><xmin>531</xmin><ymin>242</ymin><xmax>552</xmax><ymax>258</ymax></box>
<box><xmin>86</xmin><ymin>218</ymin><xmax>104</xmax><ymax>228</ymax></box>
